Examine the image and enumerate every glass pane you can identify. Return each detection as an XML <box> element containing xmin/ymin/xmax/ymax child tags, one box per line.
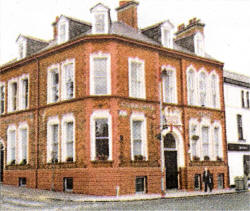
<box><xmin>65</xmin><ymin>64</ymin><xmax>74</xmax><ymax>98</ymax></box>
<box><xmin>202</xmin><ymin>127</ymin><xmax>209</xmax><ymax>143</ymax></box>
<box><xmin>96</xmin><ymin>138</ymin><xmax>109</xmax><ymax>157</ymax></box>
<box><xmin>94</xmin><ymin>58</ymin><xmax>107</xmax><ymax>94</ymax></box>
<box><xmin>95</xmin><ymin>77</ymin><xmax>107</xmax><ymax>95</ymax></box>
<box><xmin>133</xmin><ymin>121</ymin><xmax>142</xmax><ymax>140</ymax></box>
<box><xmin>67</xmin><ymin>142</ymin><xmax>73</xmax><ymax>158</ymax></box>
<box><xmin>136</xmin><ymin>177</ymin><xmax>145</xmax><ymax>192</ymax></box>
<box><xmin>95</xmin><ymin>119</ymin><xmax>108</xmax><ymax>137</ymax></box>
<box><xmin>164</xmin><ymin>133</ymin><xmax>176</xmax><ymax>148</ymax></box>
<box><xmin>133</xmin><ymin>139</ymin><xmax>142</xmax><ymax>156</ymax></box>
<box><xmin>21</xmin><ymin>129</ymin><xmax>27</xmax><ymax>159</ymax></box>
<box><xmin>66</xmin><ymin>122</ymin><xmax>73</xmax><ymax>142</ymax></box>
<box><xmin>95</xmin><ymin>14</ymin><xmax>105</xmax><ymax>32</ymax></box>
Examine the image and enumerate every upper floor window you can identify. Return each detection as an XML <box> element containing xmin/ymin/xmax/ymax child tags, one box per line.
<box><xmin>90</xmin><ymin>110</ymin><xmax>112</xmax><ymax>161</ymax></box>
<box><xmin>18</xmin><ymin>124</ymin><xmax>28</xmax><ymax>164</ymax></box>
<box><xmin>57</xmin><ymin>18</ymin><xmax>69</xmax><ymax>44</ymax></box>
<box><xmin>47</xmin><ymin>65</ymin><xmax>59</xmax><ymax>103</ymax></box>
<box><xmin>241</xmin><ymin>90</ymin><xmax>245</xmax><ymax>108</ymax></box>
<box><xmin>237</xmin><ymin>114</ymin><xmax>244</xmax><ymax>140</ymax></box>
<box><xmin>8</xmin><ymin>80</ymin><xmax>18</xmax><ymax>112</ymax></box>
<box><xmin>210</xmin><ymin>73</ymin><xmax>220</xmax><ymax>109</ymax></box>
<box><xmin>246</xmin><ymin>91</ymin><xmax>250</xmax><ymax>108</ymax></box>
<box><xmin>61</xmin><ymin>114</ymin><xmax>75</xmax><ymax>162</ymax></box>
<box><xmin>130</xmin><ymin>113</ymin><xmax>147</xmax><ymax>161</ymax></box>
<box><xmin>129</xmin><ymin>58</ymin><xmax>145</xmax><ymax>99</ymax></box>
<box><xmin>162</xmin><ymin>67</ymin><xmax>177</xmax><ymax>104</ymax></box>
<box><xmin>161</xmin><ymin>21</ymin><xmax>174</xmax><ymax>48</ymax></box>
<box><xmin>194</xmin><ymin>32</ymin><xmax>204</xmax><ymax>57</ymax></box>
<box><xmin>90</xmin><ymin>53</ymin><xmax>111</xmax><ymax>95</ymax></box>
<box><xmin>19</xmin><ymin>76</ymin><xmax>29</xmax><ymax>110</ymax></box>
<box><xmin>199</xmin><ymin>71</ymin><xmax>207</xmax><ymax>107</ymax></box>
<box><xmin>187</xmin><ymin>68</ymin><xmax>196</xmax><ymax>105</ymax></box>
<box><xmin>47</xmin><ymin>117</ymin><xmax>59</xmax><ymax>163</ymax></box>
<box><xmin>7</xmin><ymin>125</ymin><xmax>16</xmax><ymax>165</ymax></box>
<box><xmin>62</xmin><ymin>59</ymin><xmax>75</xmax><ymax>100</ymax></box>
<box><xmin>0</xmin><ymin>83</ymin><xmax>5</xmax><ymax>114</ymax></box>
<box><xmin>90</xmin><ymin>3</ymin><xmax>110</xmax><ymax>34</ymax></box>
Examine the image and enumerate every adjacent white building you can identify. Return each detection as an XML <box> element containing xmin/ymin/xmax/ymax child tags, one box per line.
<box><xmin>224</xmin><ymin>70</ymin><xmax>250</xmax><ymax>186</ymax></box>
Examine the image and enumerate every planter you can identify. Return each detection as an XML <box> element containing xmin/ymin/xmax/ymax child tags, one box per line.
<box><xmin>134</xmin><ymin>155</ymin><xmax>145</xmax><ymax>161</ymax></box>
<box><xmin>192</xmin><ymin>135</ymin><xmax>199</xmax><ymax>141</ymax></box>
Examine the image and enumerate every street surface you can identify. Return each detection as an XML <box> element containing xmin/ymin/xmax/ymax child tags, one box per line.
<box><xmin>0</xmin><ymin>191</ymin><xmax>249</xmax><ymax>210</ymax></box>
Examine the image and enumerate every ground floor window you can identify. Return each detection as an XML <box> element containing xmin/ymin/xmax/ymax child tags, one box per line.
<box><xmin>194</xmin><ymin>174</ymin><xmax>202</xmax><ymax>190</ymax></box>
<box><xmin>217</xmin><ymin>173</ymin><xmax>224</xmax><ymax>189</ymax></box>
<box><xmin>19</xmin><ymin>177</ymin><xmax>26</xmax><ymax>187</ymax></box>
<box><xmin>63</xmin><ymin>177</ymin><xmax>73</xmax><ymax>192</ymax></box>
<box><xmin>135</xmin><ymin>176</ymin><xmax>147</xmax><ymax>193</ymax></box>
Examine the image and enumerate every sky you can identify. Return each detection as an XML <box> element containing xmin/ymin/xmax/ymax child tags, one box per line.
<box><xmin>0</xmin><ymin>0</ymin><xmax>250</xmax><ymax>76</ymax></box>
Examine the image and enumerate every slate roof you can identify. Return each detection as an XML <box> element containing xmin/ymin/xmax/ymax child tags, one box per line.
<box><xmin>224</xmin><ymin>70</ymin><xmax>250</xmax><ymax>88</ymax></box>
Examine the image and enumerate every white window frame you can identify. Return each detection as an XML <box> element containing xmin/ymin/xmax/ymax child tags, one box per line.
<box><xmin>61</xmin><ymin>113</ymin><xmax>75</xmax><ymax>162</ymax></box>
<box><xmin>17</xmin><ymin>37</ymin><xmax>27</xmax><ymax>60</ymax></box>
<box><xmin>90</xmin><ymin>110</ymin><xmax>112</xmax><ymax>161</ymax></box>
<box><xmin>194</xmin><ymin>32</ymin><xmax>205</xmax><ymax>57</ymax></box>
<box><xmin>47</xmin><ymin>64</ymin><xmax>60</xmax><ymax>104</ymax></box>
<box><xmin>200</xmin><ymin>118</ymin><xmax>211</xmax><ymax>161</ymax></box>
<box><xmin>91</xmin><ymin>4</ymin><xmax>110</xmax><ymax>34</ymax></box>
<box><xmin>47</xmin><ymin>116</ymin><xmax>60</xmax><ymax>163</ymax></box>
<box><xmin>161</xmin><ymin>22</ymin><xmax>173</xmax><ymax>48</ymax></box>
<box><xmin>19</xmin><ymin>74</ymin><xmax>29</xmax><ymax>110</ymax></box>
<box><xmin>198</xmin><ymin>69</ymin><xmax>208</xmax><ymax>107</ymax></box>
<box><xmin>162</xmin><ymin>65</ymin><xmax>177</xmax><ymax>104</ymax></box>
<box><xmin>189</xmin><ymin>118</ymin><xmax>200</xmax><ymax>160</ymax></box>
<box><xmin>130</xmin><ymin>113</ymin><xmax>148</xmax><ymax>161</ymax></box>
<box><xmin>186</xmin><ymin>65</ymin><xmax>197</xmax><ymax>106</ymax></box>
<box><xmin>61</xmin><ymin>59</ymin><xmax>75</xmax><ymax>100</ymax></box>
<box><xmin>209</xmin><ymin>71</ymin><xmax>220</xmax><ymax>109</ymax></box>
<box><xmin>57</xmin><ymin>18</ymin><xmax>69</xmax><ymax>44</ymax></box>
<box><xmin>7</xmin><ymin>124</ymin><xmax>17</xmax><ymax>165</ymax></box>
<box><xmin>8</xmin><ymin>78</ymin><xmax>18</xmax><ymax>112</ymax></box>
<box><xmin>128</xmin><ymin>57</ymin><xmax>146</xmax><ymax>99</ymax></box>
<box><xmin>212</xmin><ymin>121</ymin><xmax>222</xmax><ymax>160</ymax></box>
<box><xmin>18</xmin><ymin>122</ymin><xmax>29</xmax><ymax>164</ymax></box>
<box><xmin>0</xmin><ymin>82</ymin><xmax>5</xmax><ymax>115</ymax></box>
<box><xmin>90</xmin><ymin>52</ymin><xmax>111</xmax><ymax>95</ymax></box>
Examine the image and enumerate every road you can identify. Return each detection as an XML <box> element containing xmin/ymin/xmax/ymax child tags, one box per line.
<box><xmin>0</xmin><ymin>192</ymin><xmax>249</xmax><ymax>210</ymax></box>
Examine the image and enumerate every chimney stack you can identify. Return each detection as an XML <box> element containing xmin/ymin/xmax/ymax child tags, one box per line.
<box><xmin>52</xmin><ymin>16</ymin><xmax>60</xmax><ymax>40</ymax></box>
<box><xmin>175</xmin><ymin>17</ymin><xmax>205</xmax><ymax>40</ymax></box>
<box><xmin>116</xmin><ymin>0</ymin><xmax>139</xmax><ymax>29</ymax></box>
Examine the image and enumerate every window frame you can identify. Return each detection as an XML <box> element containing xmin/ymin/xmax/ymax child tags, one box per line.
<box><xmin>57</xmin><ymin>18</ymin><xmax>69</xmax><ymax>44</ymax></box>
<box><xmin>162</xmin><ymin>65</ymin><xmax>177</xmax><ymax>104</ymax></box>
<box><xmin>237</xmin><ymin>114</ymin><xmax>244</xmax><ymax>141</ymax></box>
<box><xmin>130</xmin><ymin>113</ymin><xmax>147</xmax><ymax>161</ymax></box>
<box><xmin>128</xmin><ymin>57</ymin><xmax>146</xmax><ymax>99</ymax></box>
<box><xmin>189</xmin><ymin>118</ymin><xmax>200</xmax><ymax>160</ymax></box>
<box><xmin>47</xmin><ymin>116</ymin><xmax>60</xmax><ymax>163</ymax></box>
<box><xmin>61</xmin><ymin>59</ymin><xmax>75</xmax><ymax>100</ymax></box>
<box><xmin>90</xmin><ymin>110</ymin><xmax>112</xmax><ymax>161</ymax></box>
<box><xmin>47</xmin><ymin>64</ymin><xmax>60</xmax><ymax>104</ymax></box>
<box><xmin>19</xmin><ymin>74</ymin><xmax>29</xmax><ymax>110</ymax></box>
<box><xmin>210</xmin><ymin>71</ymin><xmax>220</xmax><ymax>109</ymax></box>
<box><xmin>61</xmin><ymin>113</ymin><xmax>75</xmax><ymax>162</ymax></box>
<box><xmin>18</xmin><ymin>122</ymin><xmax>29</xmax><ymax>164</ymax></box>
<box><xmin>0</xmin><ymin>82</ymin><xmax>5</xmax><ymax>115</ymax></box>
<box><xmin>198</xmin><ymin>69</ymin><xmax>208</xmax><ymax>107</ymax></box>
<box><xmin>7</xmin><ymin>124</ymin><xmax>17</xmax><ymax>165</ymax></box>
<box><xmin>186</xmin><ymin>65</ymin><xmax>197</xmax><ymax>106</ymax></box>
<box><xmin>8</xmin><ymin>78</ymin><xmax>18</xmax><ymax>112</ymax></box>
<box><xmin>90</xmin><ymin>52</ymin><xmax>111</xmax><ymax>96</ymax></box>
<box><xmin>194</xmin><ymin>32</ymin><xmax>205</xmax><ymax>57</ymax></box>
<box><xmin>213</xmin><ymin>121</ymin><xmax>222</xmax><ymax>160</ymax></box>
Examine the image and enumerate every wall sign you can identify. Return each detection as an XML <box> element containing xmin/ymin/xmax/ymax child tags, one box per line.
<box><xmin>228</xmin><ymin>143</ymin><xmax>250</xmax><ymax>152</ymax></box>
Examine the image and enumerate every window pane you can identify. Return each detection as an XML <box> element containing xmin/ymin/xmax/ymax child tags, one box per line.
<box><xmin>51</xmin><ymin>70</ymin><xmax>59</xmax><ymax>102</ymax></box>
<box><xmin>95</xmin><ymin>14</ymin><xmax>105</xmax><ymax>33</ymax></box>
<box><xmin>188</xmin><ymin>71</ymin><xmax>195</xmax><ymax>105</ymax></box>
<box><xmin>131</xmin><ymin>62</ymin><xmax>143</xmax><ymax>98</ymax></box>
<box><xmin>60</xmin><ymin>24</ymin><xmax>66</xmax><ymax>42</ymax></box>
<box><xmin>21</xmin><ymin>129</ymin><xmax>27</xmax><ymax>159</ymax></box>
<box><xmin>12</xmin><ymin>82</ymin><xmax>17</xmax><ymax>110</ymax></box>
<box><xmin>0</xmin><ymin>86</ymin><xmax>4</xmax><ymax>113</ymax></box>
<box><xmin>133</xmin><ymin>121</ymin><xmax>142</xmax><ymax>140</ymax></box>
<box><xmin>202</xmin><ymin>127</ymin><xmax>209</xmax><ymax>157</ymax></box>
<box><xmin>64</xmin><ymin>64</ymin><xmax>74</xmax><ymax>99</ymax></box>
<box><xmin>95</xmin><ymin>119</ymin><xmax>108</xmax><ymax>137</ymax></box>
<box><xmin>214</xmin><ymin>127</ymin><xmax>219</xmax><ymax>157</ymax></box>
<box><xmin>96</xmin><ymin>138</ymin><xmax>109</xmax><ymax>157</ymax></box>
<box><xmin>10</xmin><ymin>130</ymin><xmax>16</xmax><ymax>161</ymax></box>
<box><xmin>51</xmin><ymin>124</ymin><xmax>58</xmax><ymax>160</ymax></box>
<box><xmin>94</xmin><ymin>58</ymin><xmax>107</xmax><ymax>94</ymax></box>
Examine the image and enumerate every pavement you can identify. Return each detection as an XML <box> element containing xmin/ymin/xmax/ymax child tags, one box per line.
<box><xmin>0</xmin><ymin>184</ymin><xmax>249</xmax><ymax>203</ymax></box>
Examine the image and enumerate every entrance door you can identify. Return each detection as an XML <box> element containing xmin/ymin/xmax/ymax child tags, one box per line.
<box><xmin>0</xmin><ymin>143</ymin><xmax>3</xmax><ymax>182</ymax></box>
<box><xmin>165</xmin><ymin>150</ymin><xmax>178</xmax><ymax>189</ymax></box>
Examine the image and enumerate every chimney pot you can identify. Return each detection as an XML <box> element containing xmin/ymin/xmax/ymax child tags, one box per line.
<box><xmin>178</xmin><ymin>24</ymin><xmax>185</xmax><ymax>31</ymax></box>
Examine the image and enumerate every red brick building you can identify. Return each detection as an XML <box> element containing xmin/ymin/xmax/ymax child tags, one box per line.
<box><xmin>0</xmin><ymin>1</ymin><xmax>229</xmax><ymax>195</ymax></box>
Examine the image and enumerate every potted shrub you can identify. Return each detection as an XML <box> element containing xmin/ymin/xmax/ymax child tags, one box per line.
<box><xmin>51</xmin><ymin>158</ymin><xmax>58</xmax><ymax>163</ymax></box>
<box><xmin>192</xmin><ymin>156</ymin><xmax>200</xmax><ymax>161</ymax></box>
<box><xmin>96</xmin><ymin>154</ymin><xmax>108</xmax><ymax>161</ymax></box>
<box><xmin>191</xmin><ymin>135</ymin><xmax>199</xmax><ymax>141</ymax></box>
<box><xmin>20</xmin><ymin>159</ymin><xmax>27</xmax><ymax>165</ymax></box>
<box><xmin>10</xmin><ymin>160</ymin><xmax>16</xmax><ymax>165</ymax></box>
<box><xmin>66</xmin><ymin>157</ymin><xmax>73</xmax><ymax>162</ymax></box>
<box><xmin>216</xmin><ymin>156</ymin><xmax>222</xmax><ymax>161</ymax></box>
<box><xmin>204</xmin><ymin>156</ymin><xmax>210</xmax><ymax>161</ymax></box>
<box><xmin>134</xmin><ymin>155</ymin><xmax>145</xmax><ymax>161</ymax></box>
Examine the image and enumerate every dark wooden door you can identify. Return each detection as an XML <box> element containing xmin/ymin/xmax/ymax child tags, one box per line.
<box><xmin>165</xmin><ymin>151</ymin><xmax>178</xmax><ymax>189</ymax></box>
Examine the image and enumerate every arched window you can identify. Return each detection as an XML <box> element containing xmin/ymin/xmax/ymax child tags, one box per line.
<box><xmin>187</xmin><ymin>68</ymin><xmax>196</xmax><ymax>105</ymax></box>
<box><xmin>210</xmin><ymin>72</ymin><xmax>220</xmax><ymax>109</ymax></box>
<box><xmin>199</xmin><ymin>71</ymin><xmax>207</xmax><ymax>107</ymax></box>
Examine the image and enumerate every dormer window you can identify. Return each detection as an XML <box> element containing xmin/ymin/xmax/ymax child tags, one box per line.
<box><xmin>90</xmin><ymin>3</ymin><xmax>111</xmax><ymax>34</ymax></box>
<box><xmin>57</xmin><ymin>17</ymin><xmax>69</xmax><ymax>44</ymax></box>
<box><xmin>161</xmin><ymin>21</ymin><xmax>174</xmax><ymax>48</ymax></box>
<box><xmin>16</xmin><ymin>35</ymin><xmax>27</xmax><ymax>60</ymax></box>
<box><xmin>194</xmin><ymin>32</ymin><xmax>205</xmax><ymax>56</ymax></box>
